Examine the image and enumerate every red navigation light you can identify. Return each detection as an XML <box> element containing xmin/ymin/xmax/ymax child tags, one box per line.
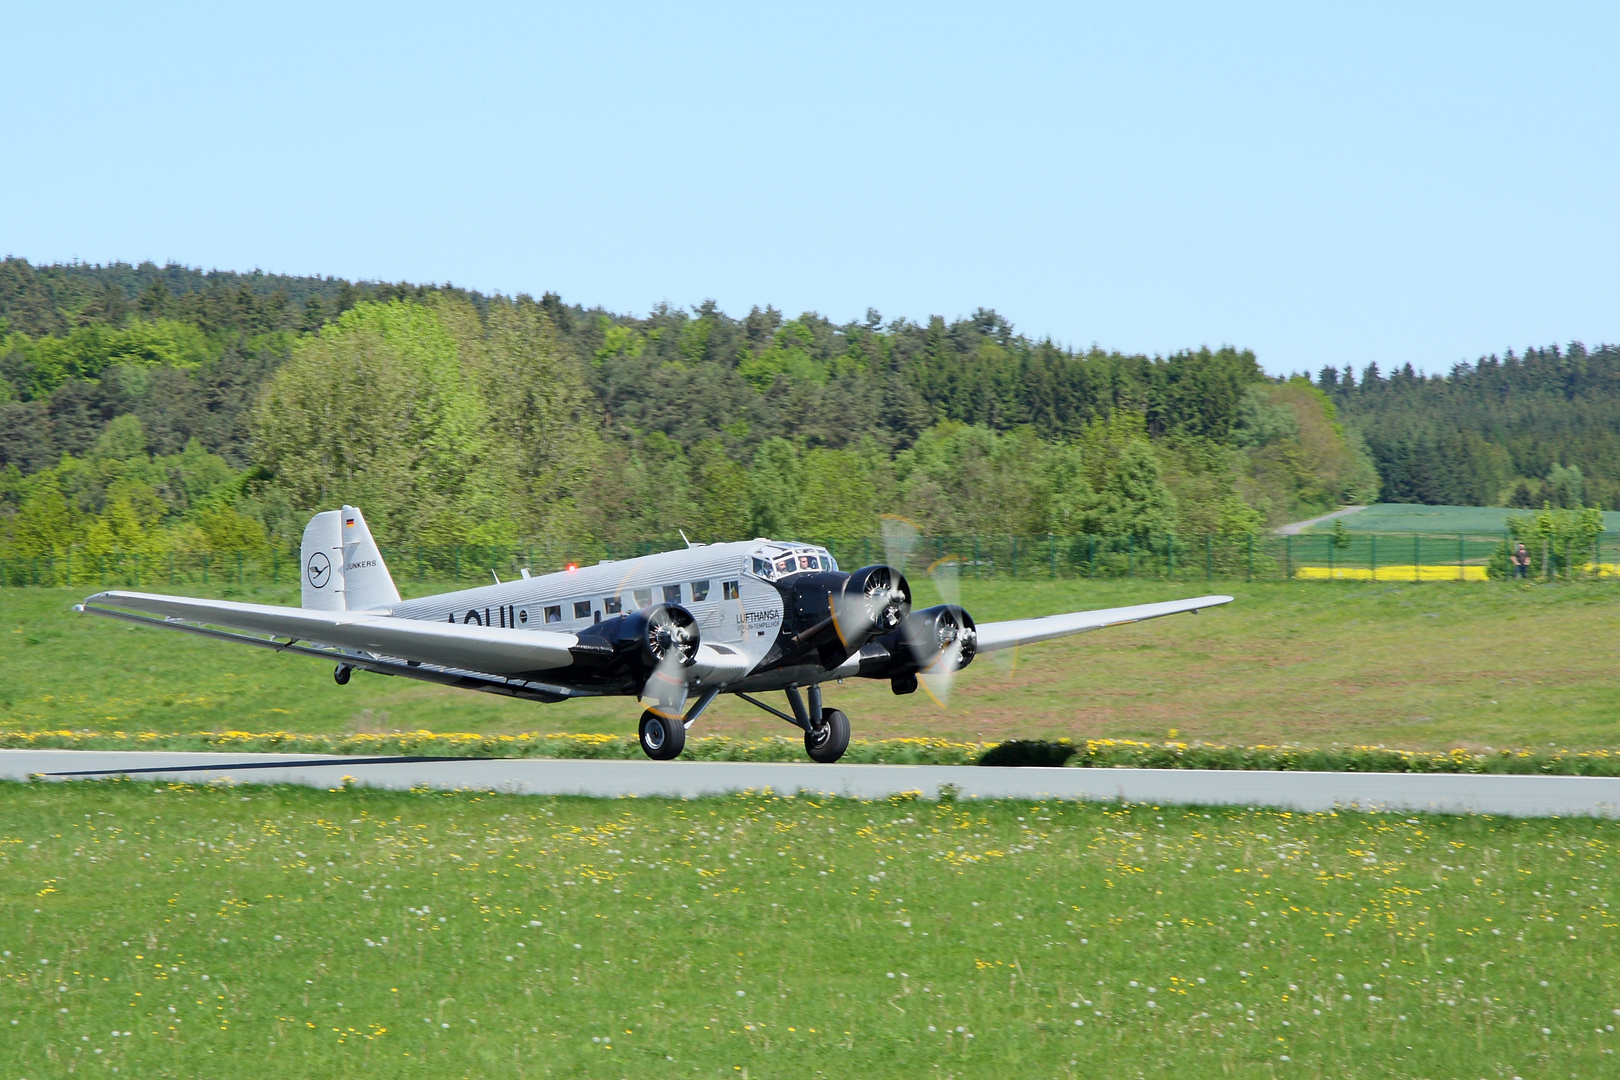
<box><xmin>566</xmin><ymin>563</ymin><xmax>578</xmax><ymax>572</ymax></box>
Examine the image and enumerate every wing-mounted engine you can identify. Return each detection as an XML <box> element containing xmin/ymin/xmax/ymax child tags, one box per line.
<box><xmin>568</xmin><ymin>603</ymin><xmax>700</xmax><ymax>692</ymax></box>
<box><xmin>860</xmin><ymin>603</ymin><xmax>977</xmax><ymax>695</ymax></box>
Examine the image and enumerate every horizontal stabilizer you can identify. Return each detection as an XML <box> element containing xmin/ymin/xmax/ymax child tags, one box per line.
<box><xmin>973</xmin><ymin>594</ymin><xmax>1232</xmax><ymax>653</ymax></box>
<box><xmin>82</xmin><ymin>591</ymin><xmax>579</xmax><ymax>676</ymax></box>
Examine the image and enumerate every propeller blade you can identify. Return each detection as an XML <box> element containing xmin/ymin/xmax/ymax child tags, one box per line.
<box><xmin>639</xmin><ymin>607</ymin><xmax>695</xmax><ymax>718</ymax></box>
<box><xmin>929</xmin><ymin>555</ymin><xmax>961</xmax><ymax>609</ymax></box>
<box><xmin>881</xmin><ymin>515</ymin><xmax>920</xmax><ymax>575</ymax></box>
<box><xmin>917</xmin><ymin>637</ymin><xmax>962</xmax><ymax>706</ymax></box>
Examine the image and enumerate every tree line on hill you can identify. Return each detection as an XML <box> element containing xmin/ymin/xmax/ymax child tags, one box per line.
<box><xmin>10</xmin><ymin>254</ymin><xmax>1596</xmax><ymax>560</ymax></box>
<box><xmin>1317</xmin><ymin>344</ymin><xmax>1620</xmax><ymax>510</ymax></box>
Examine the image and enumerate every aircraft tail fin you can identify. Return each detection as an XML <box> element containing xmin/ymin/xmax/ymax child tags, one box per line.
<box><xmin>338</xmin><ymin>505</ymin><xmax>401</xmax><ymax>611</ymax></box>
<box><xmin>298</xmin><ymin>506</ymin><xmax>401</xmax><ymax>612</ymax></box>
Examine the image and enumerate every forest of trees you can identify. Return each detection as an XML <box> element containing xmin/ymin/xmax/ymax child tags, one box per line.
<box><xmin>2</xmin><ymin>255</ymin><xmax>1598</xmax><ymax>559</ymax></box>
<box><xmin>1318</xmin><ymin>345</ymin><xmax>1620</xmax><ymax>510</ymax></box>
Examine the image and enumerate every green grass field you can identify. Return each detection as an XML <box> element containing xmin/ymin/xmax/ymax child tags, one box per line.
<box><xmin>5</xmin><ymin>577</ymin><xmax>1620</xmax><ymax>752</ymax></box>
<box><xmin>1319</xmin><ymin>504</ymin><xmax>1620</xmax><ymax>535</ymax></box>
<box><xmin>2</xmin><ymin>781</ymin><xmax>1616</xmax><ymax>1078</ymax></box>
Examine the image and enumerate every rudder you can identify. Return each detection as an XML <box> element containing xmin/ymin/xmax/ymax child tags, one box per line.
<box><xmin>338</xmin><ymin>505</ymin><xmax>401</xmax><ymax>612</ymax></box>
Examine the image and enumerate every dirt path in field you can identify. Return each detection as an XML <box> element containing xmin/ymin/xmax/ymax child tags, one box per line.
<box><xmin>1275</xmin><ymin>505</ymin><xmax>1367</xmax><ymax>535</ymax></box>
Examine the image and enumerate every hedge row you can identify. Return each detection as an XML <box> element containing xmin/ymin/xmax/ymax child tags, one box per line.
<box><xmin>2</xmin><ymin>728</ymin><xmax>1618</xmax><ymax>775</ymax></box>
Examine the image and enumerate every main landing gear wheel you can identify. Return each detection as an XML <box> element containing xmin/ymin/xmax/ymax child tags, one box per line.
<box><xmin>804</xmin><ymin>708</ymin><xmax>850</xmax><ymax>764</ymax></box>
<box><xmin>639</xmin><ymin>710</ymin><xmax>687</xmax><ymax>761</ymax></box>
<box><xmin>333</xmin><ymin>664</ymin><xmax>352</xmax><ymax>685</ymax></box>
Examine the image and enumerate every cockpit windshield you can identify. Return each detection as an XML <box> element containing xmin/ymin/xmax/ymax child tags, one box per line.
<box><xmin>747</xmin><ymin>544</ymin><xmax>838</xmax><ymax>581</ymax></box>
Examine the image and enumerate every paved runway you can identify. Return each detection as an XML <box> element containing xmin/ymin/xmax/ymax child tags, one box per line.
<box><xmin>3</xmin><ymin>749</ymin><xmax>1617</xmax><ymax>818</ymax></box>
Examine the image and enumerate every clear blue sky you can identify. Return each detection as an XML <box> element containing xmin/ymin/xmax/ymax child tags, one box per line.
<box><xmin>6</xmin><ymin>3</ymin><xmax>1617</xmax><ymax>375</ymax></box>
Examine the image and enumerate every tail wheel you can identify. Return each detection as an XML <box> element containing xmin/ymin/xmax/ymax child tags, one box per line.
<box><xmin>639</xmin><ymin>710</ymin><xmax>687</xmax><ymax>761</ymax></box>
<box><xmin>804</xmin><ymin>708</ymin><xmax>850</xmax><ymax>764</ymax></box>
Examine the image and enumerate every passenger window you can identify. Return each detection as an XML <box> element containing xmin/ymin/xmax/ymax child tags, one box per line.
<box><xmin>544</xmin><ymin>605</ymin><xmax>562</xmax><ymax>624</ymax></box>
<box><xmin>799</xmin><ymin>555</ymin><xmax>816</xmax><ymax>571</ymax></box>
<box><xmin>633</xmin><ymin>588</ymin><xmax>652</xmax><ymax>609</ymax></box>
<box><xmin>663</xmin><ymin>584</ymin><xmax>682</xmax><ymax>604</ymax></box>
<box><xmin>775</xmin><ymin>557</ymin><xmax>794</xmax><ymax>574</ymax></box>
<box><xmin>722</xmin><ymin>580</ymin><xmax>740</xmax><ymax>600</ymax></box>
<box><xmin>690</xmin><ymin>580</ymin><xmax>710</xmax><ymax>602</ymax></box>
<box><xmin>573</xmin><ymin>600</ymin><xmax>591</xmax><ymax>619</ymax></box>
<box><xmin>603</xmin><ymin>596</ymin><xmax>623</xmax><ymax>615</ymax></box>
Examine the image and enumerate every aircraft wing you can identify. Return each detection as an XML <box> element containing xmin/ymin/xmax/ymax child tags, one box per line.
<box><xmin>80</xmin><ymin>590</ymin><xmax>579</xmax><ymax>676</ymax></box>
<box><xmin>972</xmin><ymin>594</ymin><xmax>1232</xmax><ymax>653</ymax></box>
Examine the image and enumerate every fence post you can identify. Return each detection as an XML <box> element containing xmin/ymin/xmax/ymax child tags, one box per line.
<box><xmin>1127</xmin><ymin>534</ymin><xmax>1135</xmax><ymax>578</ymax></box>
<box><xmin>1088</xmin><ymin>536</ymin><xmax>1096</xmax><ymax>578</ymax></box>
<box><xmin>99</xmin><ymin>554</ymin><xmax>105</xmax><ymax>588</ymax></box>
<box><xmin>1206</xmin><ymin>534</ymin><xmax>1213</xmax><ymax>581</ymax></box>
<box><xmin>1167</xmin><ymin>533</ymin><xmax>1175</xmax><ymax>579</ymax></box>
<box><xmin>1370</xmin><ymin>535</ymin><xmax>1377</xmax><ymax>580</ymax></box>
<box><xmin>1049</xmin><ymin>534</ymin><xmax>1056</xmax><ymax>579</ymax></box>
<box><xmin>1458</xmin><ymin>533</ymin><xmax>1464</xmax><ymax>582</ymax></box>
<box><xmin>1328</xmin><ymin>537</ymin><xmax>1334</xmax><ymax>580</ymax></box>
<box><xmin>1285</xmin><ymin>535</ymin><xmax>1292</xmax><ymax>581</ymax></box>
<box><xmin>1413</xmin><ymin>534</ymin><xmax>1420</xmax><ymax>584</ymax></box>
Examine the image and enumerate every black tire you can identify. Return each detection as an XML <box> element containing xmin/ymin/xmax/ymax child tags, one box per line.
<box><xmin>638</xmin><ymin>710</ymin><xmax>687</xmax><ymax>761</ymax></box>
<box><xmin>804</xmin><ymin>708</ymin><xmax>850</xmax><ymax>763</ymax></box>
<box><xmin>333</xmin><ymin>664</ymin><xmax>352</xmax><ymax>686</ymax></box>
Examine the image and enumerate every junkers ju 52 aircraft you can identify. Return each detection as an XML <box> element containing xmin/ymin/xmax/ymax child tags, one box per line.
<box><xmin>79</xmin><ymin>506</ymin><xmax>1232</xmax><ymax>763</ymax></box>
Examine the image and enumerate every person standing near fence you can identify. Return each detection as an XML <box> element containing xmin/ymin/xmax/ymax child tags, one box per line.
<box><xmin>1512</xmin><ymin>542</ymin><xmax>1531</xmax><ymax>580</ymax></box>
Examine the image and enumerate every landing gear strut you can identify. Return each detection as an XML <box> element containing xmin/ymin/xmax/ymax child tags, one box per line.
<box><xmin>735</xmin><ymin>686</ymin><xmax>852</xmax><ymax>764</ymax></box>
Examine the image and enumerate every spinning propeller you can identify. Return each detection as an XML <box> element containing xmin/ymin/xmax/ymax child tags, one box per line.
<box><xmin>881</xmin><ymin>516</ymin><xmax>977</xmax><ymax>706</ymax></box>
<box><xmin>638</xmin><ymin>604</ymin><xmax>699</xmax><ymax>718</ymax></box>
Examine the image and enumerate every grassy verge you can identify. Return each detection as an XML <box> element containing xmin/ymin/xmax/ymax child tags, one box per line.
<box><xmin>6</xmin><ymin>577</ymin><xmax>1620</xmax><ymax>750</ymax></box>
<box><xmin>3</xmin><ymin>781</ymin><xmax>1617</xmax><ymax>1078</ymax></box>
<box><xmin>5</xmin><ymin>727</ymin><xmax>1620</xmax><ymax>776</ymax></box>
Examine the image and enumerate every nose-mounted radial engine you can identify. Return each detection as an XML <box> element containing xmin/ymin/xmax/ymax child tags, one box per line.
<box><xmin>780</xmin><ymin>564</ymin><xmax>912</xmax><ymax>670</ymax></box>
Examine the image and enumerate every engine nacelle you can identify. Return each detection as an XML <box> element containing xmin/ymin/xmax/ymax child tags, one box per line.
<box><xmin>569</xmin><ymin>603</ymin><xmax>700</xmax><ymax>687</ymax></box>
<box><xmin>882</xmin><ymin>604</ymin><xmax>977</xmax><ymax>674</ymax></box>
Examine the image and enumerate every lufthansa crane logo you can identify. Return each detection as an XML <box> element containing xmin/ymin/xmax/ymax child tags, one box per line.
<box><xmin>306</xmin><ymin>551</ymin><xmax>332</xmax><ymax>588</ymax></box>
